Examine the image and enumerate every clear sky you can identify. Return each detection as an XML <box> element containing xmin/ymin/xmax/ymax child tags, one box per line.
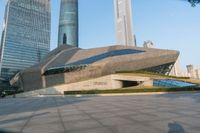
<box><xmin>0</xmin><ymin>0</ymin><xmax>200</xmax><ymax>71</ymax></box>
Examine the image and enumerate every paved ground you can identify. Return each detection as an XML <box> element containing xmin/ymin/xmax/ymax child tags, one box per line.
<box><xmin>0</xmin><ymin>93</ymin><xmax>200</xmax><ymax>133</ymax></box>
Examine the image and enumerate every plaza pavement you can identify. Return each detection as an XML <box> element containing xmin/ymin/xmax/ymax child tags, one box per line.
<box><xmin>0</xmin><ymin>93</ymin><xmax>200</xmax><ymax>133</ymax></box>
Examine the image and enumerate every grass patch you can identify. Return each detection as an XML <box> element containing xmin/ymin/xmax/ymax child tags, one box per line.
<box><xmin>116</xmin><ymin>71</ymin><xmax>190</xmax><ymax>79</ymax></box>
<box><xmin>64</xmin><ymin>86</ymin><xmax>200</xmax><ymax>95</ymax></box>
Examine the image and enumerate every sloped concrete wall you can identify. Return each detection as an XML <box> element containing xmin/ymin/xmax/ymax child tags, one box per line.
<box><xmin>15</xmin><ymin>74</ymin><xmax>153</xmax><ymax>97</ymax></box>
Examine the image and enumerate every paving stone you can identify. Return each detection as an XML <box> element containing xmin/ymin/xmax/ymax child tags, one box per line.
<box><xmin>99</xmin><ymin>116</ymin><xmax>133</xmax><ymax>126</ymax></box>
<box><xmin>90</xmin><ymin>112</ymin><xmax>117</xmax><ymax>119</ymax></box>
<box><xmin>109</xmin><ymin>123</ymin><xmax>161</xmax><ymax>133</ymax></box>
<box><xmin>1</xmin><ymin>93</ymin><xmax>200</xmax><ymax>133</ymax></box>
<box><xmin>62</xmin><ymin>114</ymin><xmax>91</xmax><ymax>122</ymax></box>
<box><xmin>64</xmin><ymin>119</ymin><xmax>102</xmax><ymax>131</ymax></box>
<box><xmin>175</xmin><ymin>116</ymin><xmax>200</xmax><ymax>127</ymax></box>
<box><xmin>150</xmin><ymin>112</ymin><xmax>180</xmax><ymax>120</ymax></box>
<box><xmin>68</xmin><ymin>127</ymin><xmax>112</xmax><ymax>133</ymax></box>
<box><xmin>129</xmin><ymin>113</ymin><xmax>159</xmax><ymax>122</ymax></box>
<box><xmin>22</xmin><ymin>124</ymin><xmax>65</xmax><ymax>133</ymax></box>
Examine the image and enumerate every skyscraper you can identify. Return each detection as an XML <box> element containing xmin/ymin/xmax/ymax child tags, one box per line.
<box><xmin>169</xmin><ymin>57</ymin><xmax>182</xmax><ymax>77</ymax></box>
<box><xmin>0</xmin><ymin>0</ymin><xmax>51</xmax><ymax>80</ymax></box>
<box><xmin>58</xmin><ymin>0</ymin><xmax>78</xmax><ymax>47</ymax></box>
<box><xmin>114</xmin><ymin>0</ymin><xmax>135</xmax><ymax>46</ymax></box>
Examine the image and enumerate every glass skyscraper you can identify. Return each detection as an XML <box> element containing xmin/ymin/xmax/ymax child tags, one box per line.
<box><xmin>58</xmin><ymin>0</ymin><xmax>78</xmax><ymax>47</ymax></box>
<box><xmin>0</xmin><ymin>0</ymin><xmax>51</xmax><ymax>80</ymax></box>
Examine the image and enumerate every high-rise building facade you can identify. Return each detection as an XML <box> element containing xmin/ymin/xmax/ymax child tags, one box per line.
<box><xmin>0</xmin><ymin>0</ymin><xmax>51</xmax><ymax>80</ymax></box>
<box><xmin>114</xmin><ymin>0</ymin><xmax>135</xmax><ymax>46</ymax></box>
<box><xmin>169</xmin><ymin>57</ymin><xmax>182</xmax><ymax>77</ymax></box>
<box><xmin>58</xmin><ymin>0</ymin><xmax>78</xmax><ymax>47</ymax></box>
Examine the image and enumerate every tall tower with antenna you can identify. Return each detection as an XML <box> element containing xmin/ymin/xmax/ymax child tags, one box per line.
<box><xmin>114</xmin><ymin>0</ymin><xmax>135</xmax><ymax>46</ymax></box>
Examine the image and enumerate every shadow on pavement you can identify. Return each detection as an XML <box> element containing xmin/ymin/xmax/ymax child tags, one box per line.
<box><xmin>0</xmin><ymin>112</ymin><xmax>49</xmax><ymax>125</ymax></box>
<box><xmin>168</xmin><ymin>121</ymin><xmax>186</xmax><ymax>133</ymax></box>
<box><xmin>0</xmin><ymin>130</ymin><xmax>17</xmax><ymax>133</ymax></box>
<box><xmin>0</xmin><ymin>96</ymin><xmax>90</xmax><ymax>116</ymax></box>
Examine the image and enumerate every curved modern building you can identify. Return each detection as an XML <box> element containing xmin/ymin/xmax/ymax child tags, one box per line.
<box><xmin>11</xmin><ymin>45</ymin><xmax>179</xmax><ymax>93</ymax></box>
<box><xmin>58</xmin><ymin>0</ymin><xmax>79</xmax><ymax>47</ymax></box>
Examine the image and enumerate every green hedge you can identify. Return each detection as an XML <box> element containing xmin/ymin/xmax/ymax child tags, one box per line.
<box><xmin>4</xmin><ymin>90</ymin><xmax>24</xmax><ymax>96</ymax></box>
<box><xmin>64</xmin><ymin>86</ymin><xmax>200</xmax><ymax>95</ymax></box>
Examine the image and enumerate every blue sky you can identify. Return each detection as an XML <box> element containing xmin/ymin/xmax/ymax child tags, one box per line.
<box><xmin>0</xmin><ymin>0</ymin><xmax>200</xmax><ymax>70</ymax></box>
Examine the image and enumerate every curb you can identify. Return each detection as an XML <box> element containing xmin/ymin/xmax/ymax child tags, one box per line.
<box><xmin>5</xmin><ymin>91</ymin><xmax>200</xmax><ymax>98</ymax></box>
<box><xmin>64</xmin><ymin>91</ymin><xmax>200</xmax><ymax>97</ymax></box>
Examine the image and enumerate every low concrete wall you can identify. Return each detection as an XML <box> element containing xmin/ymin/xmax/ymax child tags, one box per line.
<box><xmin>15</xmin><ymin>74</ymin><xmax>153</xmax><ymax>97</ymax></box>
<box><xmin>51</xmin><ymin>74</ymin><xmax>152</xmax><ymax>93</ymax></box>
